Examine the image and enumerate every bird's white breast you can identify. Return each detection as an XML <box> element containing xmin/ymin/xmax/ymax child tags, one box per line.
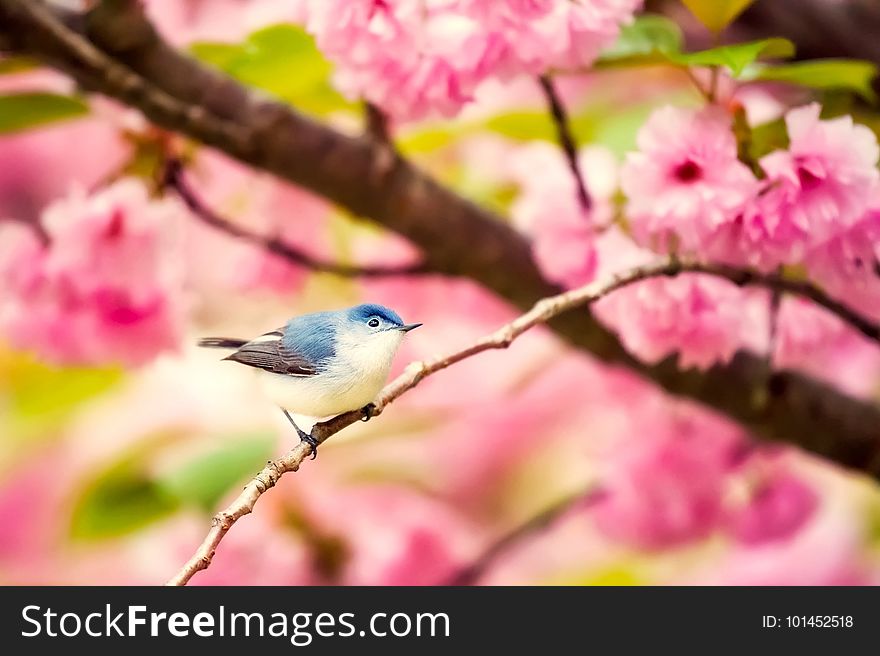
<box><xmin>258</xmin><ymin>329</ymin><xmax>404</xmax><ymax>418</ymax></box>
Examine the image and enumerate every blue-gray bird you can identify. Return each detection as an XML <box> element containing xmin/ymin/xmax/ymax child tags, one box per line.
<box><xmin>199</xmin><ymin>304</ymin><xmax>421</xmax><ymax>457</ymax></box>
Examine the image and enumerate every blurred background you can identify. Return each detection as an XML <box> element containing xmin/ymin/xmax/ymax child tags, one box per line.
<box><xmin>2</xmin><ymin>0</ymin><xmax>880</xmax><ymax>585</ymax></box>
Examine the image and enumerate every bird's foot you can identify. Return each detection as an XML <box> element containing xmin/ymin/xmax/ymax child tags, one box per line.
<box><xmin>281</xmin><ymin>408</ymin><xmax>318</xmax><ymax>459</ymax></box>
<box><xmin>361</xmin><ymin>403</ymin><xmax>377</xmax><ymax>422</ymax></box>
<box><xmin>299</xmin><ymin>431</ymin><xmax>319</xmax><ymax>460</ymax></box>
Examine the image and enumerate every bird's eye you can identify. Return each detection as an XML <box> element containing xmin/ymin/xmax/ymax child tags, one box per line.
<box><xmin>368</xmin><ymin>318</ymin><xmax>380</xmax><ymax>328</ymax></box>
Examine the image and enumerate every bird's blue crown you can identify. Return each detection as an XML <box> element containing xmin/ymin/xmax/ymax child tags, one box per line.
<box><xmin>347</xmin><ymin>303</ymin><xmax>404</xmax><ymax>327</ymax></box>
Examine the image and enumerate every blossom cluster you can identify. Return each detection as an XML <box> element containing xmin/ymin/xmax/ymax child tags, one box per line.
<box><xmin>516</xmin><ymin>102</ymin><xmax>880</xmax><ymax>379</ymax></box>
<box><xmin>623</xmin><ymin>103</ymin><xmax>880</xmax><ymax>278</ymax></box>
<box><xmin>0</xmin><ymin>181</ymin><xmax>186</xmax><ymax>367</ymax></box>
<box><xmin>592</xmin><ymin>412</ymin><xmax>818</xmax><ymax>551</ymax></box>
<box><xmin>300</xmin><ymin>0</ymin><xmax>642</xmax><ymax>120</ymax></box>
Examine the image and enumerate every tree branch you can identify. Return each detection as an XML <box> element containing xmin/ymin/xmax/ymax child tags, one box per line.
<box><xmin>537</xmin><ymin>74</ymin><xmax>592</xmax><ymax>214</ymax></box>
<box><xmin>3</xmin><ymin>0</ymin><xmax>880</xmax><ymax>480</ymax></box>
<box><xmin>738</xmin><ymin>0</ymin><xmax>880</xmax><ymax>71</ymax></box>
<box><xmin>161</xmin><ymin>159</ymin><xmax>428</xmax><ymax>277</ymax></box>
<box><xmin>167</xmin><ymin>257</ymin><xmax>880</xmax><ymax>585</ymax></box>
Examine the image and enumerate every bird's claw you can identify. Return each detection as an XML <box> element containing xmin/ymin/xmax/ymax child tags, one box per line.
<box><xmin>361</xmin><ymin>403</ymin><xmax>377</xmax><ymax>422</ymax></box>
<box><xmin>281</xmin><ymin>408</ymin><xmax>318</xmax><ymax>459</ymax></box>
<box><xmin>299</xmin><ymin>431</ymin><xmax>319</xmax><ymax>459</ymax></box>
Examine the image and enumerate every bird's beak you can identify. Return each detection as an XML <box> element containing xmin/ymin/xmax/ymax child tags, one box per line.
<box><xmin>399</xmin><ymin>323</ymin><xmax>422</xmax><ymax>332</ymax></box>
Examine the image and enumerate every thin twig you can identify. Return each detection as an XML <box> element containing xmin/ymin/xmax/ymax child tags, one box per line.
<box><xmin>682</xmin><ymin>67</ymin><xmax>712</xmax><ymax>102</ymax></box>
<box><xmin>697</xmin><ymin>263</ymin><xmax>880</xmax><ymax>344</ymax></box>
<box><xmin>446</xmin><ymin>488</ymin><xmax>603</xmax><ymax>586</ymax></box>
<box><xmin>537</xmin><ymin>75</ymin><xmax>592</xmax><ymax>214</ymax></box>
<box><xmin>167</xmin><ymin>257</ymin><xmax>880</xmax><ymax>585</ymax></box>
<box><xmin>732</xmin><ymin>104</ymin><xmax>765</xmax><ymax>179</ymax></box>
<box><xmin>162</xmin><ymin>159</ymin><xmax>428</xmax><ymax>278</ymax></box>
<box><xmin>708</xmin><ymin>64</ymin><xmax>721</xmax><ymax>103</ymax></box>
<box><xmin>363</xmin><ymin>102</ymin><xmax>397</xmax><ymax>184</ymax></box>
<box><xmin>365</xmin><ymin>102</ymin><xmax>391</xmax><ymax>144</ymax></box>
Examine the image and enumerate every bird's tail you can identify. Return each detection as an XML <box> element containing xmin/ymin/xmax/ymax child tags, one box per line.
<box><xmin>197</xmin><ymin>337</ymin><xmax>248</xmax><ymax>349</ymax></box>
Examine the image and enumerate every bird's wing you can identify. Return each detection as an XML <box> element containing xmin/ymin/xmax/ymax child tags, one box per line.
<box><xmin>223</xmin><ymin>329</ymin><xmax>319</xmax><ymax>376</ymax></box>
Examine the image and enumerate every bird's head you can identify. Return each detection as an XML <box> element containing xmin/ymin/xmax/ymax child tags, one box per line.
<box><xmin>345</xmin><ymin>303</ymin><xmax>421</xmax><ymax>335</ymax></box>
<box><xmin>336</xmin><ymin>303</ymin><xmax>421</xmax><ymax>360</ymax></box>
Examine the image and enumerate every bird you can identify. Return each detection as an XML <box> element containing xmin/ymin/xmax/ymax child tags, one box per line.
<box><xmin>198</xmin><ymin>303</ymin><xmax>421</xmax><ymax>458</ymax></box>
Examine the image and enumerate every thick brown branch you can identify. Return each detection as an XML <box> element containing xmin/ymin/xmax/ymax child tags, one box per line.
<box><xmin>537</xmin><ymin>75</ymin><xmax>592</xmax><ymax>214</ymax></box>
<box><xmin>3</xmin><ymin>0</ymin><xmax>880</xmax><ymax>480</ymax></box>
<box><xmin>167</xmin><ymin>258</ymin><xmax>880</xmax><ymax>585</ymax></box>
<box><xmin>738</xmin><ymin>0</ymin><xmax>880</xmax><ymax>70</ymax></box>
<box><xmin>162</xmin><ymin>159</ymin><xmax>428</xmax><ymax>277</ymax></box>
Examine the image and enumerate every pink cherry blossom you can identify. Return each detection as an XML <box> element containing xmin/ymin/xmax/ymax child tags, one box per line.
<box><xmin>591</xmin><ymin>413</ymin><xmax>746</xmax><ymax>549</ymax></box>
<box><xmin>758</xmin><ymin>103</ymin><xmax>879</xmax><ymax>248</ymax></box>
<box><xmin>587</xmin><ymin>228</ymin><xmax>770</xmax><ymax>370</ymax></box>
<box><xmin>144</xmin><ymin>0</ymin><xmax>302</xmax><ymax>46</ymax></box>
<box><xmin>707</xmin><ymin>494</ymin><xmax>870</xmax><ymax>585</ymax></box>
<box><xmin>620</xmin><ymin>105</ymin><xmax>759</xmax><ymax>253</ymax></box>
<box><xmin>301</xmin><ymin>1</ymin><xmax>641</xmax><ymax>120</ymax></box>
<box><xmin>702</xmin><ymin>187</ymin><xmax>811</xmax><ymax>271</ymax></box>
<box><xmin>511</xmin><ymin>143</ymin><xmax>618</xmax><ymax>288</ymax></box>
<box><xmin>707</xmin><ymin>103</ymin><xmax>879</xmax><ymax>272</ymax></box>
<box><xmin>592</xmin><ymin>225</ymin><xmax>658</xmax><ymax>278</ymax></box>
<box><xmin>460</xmin><ymin>0</ymin><xmax>643</xmax><ymax>74</ymax></box>
<box><xmin>593</xmin><ymin>273</ymin><xmax>769</xmax><ymax>370</ymax></box>
<box><xmin>0</xmin><ymin>180</ymin><xmax>186</xmax><ymax>367</ymax></box>
<box><xmin>725</xmin><ymin>463</ymin><xmax>818</xmax><ymax>546</ymax></box>
<box><xmin>805</xmin><ymin>197</ymin><xmax>880</xmax><ymax>319</ymax></box>
<box><xmin>772</xmin><ymin>297</ymin><xmax>880</xmax><ymax>398</ymax></box>
<box><xmin>303</xmin><ymin>0</ymin><xmax>504</xmax><ymax>120</ymax></box>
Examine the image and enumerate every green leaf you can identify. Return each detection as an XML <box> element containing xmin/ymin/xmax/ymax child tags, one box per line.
<box><xmin>71</xmin><ymin>458</ymin><xmax>180</xmax><ymax>540</ymax></box>
<box><xmin>69</xmin><ymin>430</ymin><xmax>275</xmax><ymax>540</ymax></box>
<box><xmin>751</xmin><ymin>59</ymin><xmax>878</xmax><ymax>103</ymax></box>
<box><xmin>669</xmin><ymin>38</ymin><xmax>795</xmax><ymax>77</ymax></box>
<box><xmin>190</xmin><ymin>24</ymin><xmax>354</xmax><ymax>116</ymax></box>
<box><xmin>0</xmin><ymin>92</ymin><xmax>89</xmax><ymax>134</ymax></box>
<box><xmin>156</xmin><ymin>433</ymin><xmax>276</xmax><ymax>511</ymax></box>
<box><xmin>598</xmin><ymin>30</ymin><xmax>795</xmax><ymax>79</ymax></box>
<box><xmin>599</xmin><ymin>14</ymin><xmax>683</xmax><ymax>62</ymax></box>
<box><xmin>682</xmin><ymin>0</ymin><xmax>756</xmax><ymax>33</ymax></box>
